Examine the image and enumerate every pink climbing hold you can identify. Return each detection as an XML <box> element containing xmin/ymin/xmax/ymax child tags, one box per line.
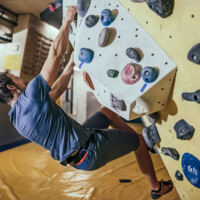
<box><xmin>121</xmin><ymin>63</ymin><xmax>141</xmax><ymax>85</ymax></box>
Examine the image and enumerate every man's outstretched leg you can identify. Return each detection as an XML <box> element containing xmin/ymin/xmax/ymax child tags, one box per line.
<box><xmin>98</xmin><ymin>107</ymin><xmax>173</xmax><ymax>199</ymax></box>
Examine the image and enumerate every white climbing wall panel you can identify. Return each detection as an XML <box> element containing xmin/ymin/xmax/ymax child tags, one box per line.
<box><xmin>64</xmin><ymin>0</ymin><xmax>176</xmax><ymax>120</ymax></box>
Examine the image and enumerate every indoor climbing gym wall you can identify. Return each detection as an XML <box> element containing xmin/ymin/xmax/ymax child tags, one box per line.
<box><xmin>64</xmin><ymin>0</ymin><xmax>200</xmax><ymax>199</ymax></box>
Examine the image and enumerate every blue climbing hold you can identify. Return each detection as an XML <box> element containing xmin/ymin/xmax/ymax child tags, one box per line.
<box><xmin>100</xmin><ymin>9</ymin><xmax>114</xmax><ymax>26</ymax></box>
<box><xmin>182</xmin><ymin>153</ymin><xmax>200</xmax><ymax>188</ymax></box>
<box><xmin>141</xmin><ymin>67</ymin><xmax>159</xmax><ymax>83</ymax></box>
<box><xmin>78</xmin><ymin>48</ymin><xmax>94</xmax><ymax>63</ymax></box>
<box><xmin>77</xmin><ymin>0</ymin><xmax>91</xmax><ymax>18</ymax></box>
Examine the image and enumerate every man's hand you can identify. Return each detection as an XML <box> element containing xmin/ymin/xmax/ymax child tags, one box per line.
<box><xmin>64</xmin><ymin>6</ymin><xmax>77</xmax><ymax>24</ymax></box>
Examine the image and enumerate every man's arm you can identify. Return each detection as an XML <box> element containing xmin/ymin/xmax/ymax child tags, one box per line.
<box><xmin>40</xmin><ymin>6</ymin><xmax>77</xmax><ymax>87</ymax></box>
<box><xmin>49</xmin><ymin>52</ymin><xmax>75</xmax><ymax>102</ymax></box>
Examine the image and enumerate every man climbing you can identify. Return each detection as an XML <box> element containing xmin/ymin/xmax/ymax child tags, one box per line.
<box><xmin>0</xmin><ymin>6</ymin><xmax>173</xmax><ymax>199</ymax></box>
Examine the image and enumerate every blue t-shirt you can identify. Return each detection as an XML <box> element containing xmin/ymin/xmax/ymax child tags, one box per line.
<box><xmin>9</xmin><ymin>75</ymin><xmax>92</xmax><ymax>164</ymax></box>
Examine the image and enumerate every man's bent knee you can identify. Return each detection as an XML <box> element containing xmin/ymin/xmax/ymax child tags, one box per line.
<box><xmin>98</xmin><ymin>107</ymin><xmax>118</xmax><ymax>122</ymax></box>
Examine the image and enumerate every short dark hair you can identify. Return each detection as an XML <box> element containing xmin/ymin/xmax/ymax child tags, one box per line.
<box><xmin>0</xmin><ymin>71</ymin><xmax>15</xmax><ymax>104</ymax></box>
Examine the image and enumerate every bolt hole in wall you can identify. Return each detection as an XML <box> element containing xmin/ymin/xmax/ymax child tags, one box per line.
<box><xmin>191</xmin><ymin>14</ymin><xmax>195</xmax><ymax>18</ymax></box>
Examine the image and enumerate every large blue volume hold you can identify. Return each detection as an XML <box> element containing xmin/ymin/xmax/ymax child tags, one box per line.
<box><xmin>182</xmin><ymin>153</ymin><xmax>200</xmax><ymax>188</ymax></box>
<box><xmin>77</xmin><ymin>0</ymin><xmax>91</xmax><ymax>18</ymax></box>
<box><xmin>141</xmin><ymin>67</ymin><xmax>159</xmax><ymax>83</ymax></box>
<box><xmin>78</xmin><ymin>48</ymin><xmax>94</xmax><ymax>63</ymax></box>
<box><xmin>100</xmin><ymin>9</ymin><xmax>114</xmax><ymax>26</ymax></box>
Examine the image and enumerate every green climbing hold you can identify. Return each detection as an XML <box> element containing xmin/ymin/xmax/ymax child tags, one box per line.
<box><xmin>107</xmin><ymin>69</ymin><xmax>119</xmax><ymax>78</ymax></box>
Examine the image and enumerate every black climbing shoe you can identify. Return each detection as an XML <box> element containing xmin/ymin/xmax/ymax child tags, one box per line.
<box><xmin>161</xmin><ymin>147</ymin><xmax>179</xmax><ymax>160</ymax></box>
<box><xmin>182</xmin><ymin>90</ymin><xmax>200</xmax><ymax>104</ymax></box>
<box><xmin>151</xmin><ymin>180</ymin><xmax>173</xmax><ymax>199</ymax></box>
<box><xmin>146</xmin><ymin>0</ymin><xmax>174</xmax><ymax>18</ymax></box>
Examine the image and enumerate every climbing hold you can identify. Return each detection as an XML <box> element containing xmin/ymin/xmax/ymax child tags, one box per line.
<box><xmin>142</xmin><ymin>124</ymin><xmax>161</xmax><ymax>149</ymax></box>
<box><xmin>77</xmin><ymin>0</ymin><xmax>91</xmax><ymax>18</ymax></box>
<box><xmin>100</xmin><ymin>9</ymin><xmax>115</xmax><ymax>26</ymax></box>
<box><xmin>175</xmin><ymin>170</ymin><xmax>184</xmax><ymax>181</ymax></box>
<box><xmin>161</xmin><ymin>147</ymin><xmax>180</xmax><ymax>160</ymax></box>
<box><xmin>174</xmin><ymin>119</ymin><xmax>194</xmax><ymax>140</ymax></box>
<box><xmin>107</xmin><ymin>69</ymin><xmax>119</xmax><ymax>78</ymax></box>
<box><xmin>147</xmin><ymin>112</ymin><xmax>160</xmax><ymax>124</ymax></box>
<box><xmin>110</xmin><ymin>94</ymin><xmax>126</xmax><ymax>111</ymax></box>
<box><xmin>132</xmin><ymin>98</ymin><xmax>150</xmax><ymax>114</ymax></box>
<box><xmin>182</xmin><ymin>153</ymin><xmax>200</xmax><ymax>188</ymax></box>
<box><xmin>121</xmin><ymin>63</ymin><xmax>141</xmax><ymax>85</ymax></box>
<box><xmin>98</xmin><ymin>27</ymin><xmax>111</xmax><ymax>47</ymax></box>
<box><xmin>188</xmin><ymin>44</ymin><xmax>200</xmax><ymax>64</ymax></box>
<box><xmin>182</xmin><ymin>90</ymin><xmax>200</xmax><ymax>104</ymax></box>
<box><xmin>141</xmin><ymin>67</ymin><xmax>159</xmax><ymax>83</ymax></box>
<box><xmin>78</xmin><ymin>48</ymin><xmax>94</xmax><ymax>64</ymax></box>
<box><xmin>146</xmin><ymin>0</ymin><xmax>174</xmax><ymax>18</ymax></box>
<box><xmin>85</xmin><ymin>15</ymin><xmax>99</xmax><ymax>28</ymax></box>
<box><xmin>126</xmin><ymin>48</ymin><xmax>142</xmax><ymax>62</ymax></box>
<box><xmin>83</xmin><ymin>71</ymin><xmax>95</xmax><ymax>90</ymax></box>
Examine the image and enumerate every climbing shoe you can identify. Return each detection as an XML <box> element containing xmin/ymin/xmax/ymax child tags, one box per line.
<box><xmin>151</xmin><ymin>180</ymin><xmax>173</xmax><ymax>199</ymax></box>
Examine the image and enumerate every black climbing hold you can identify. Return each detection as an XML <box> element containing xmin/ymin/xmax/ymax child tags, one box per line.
<box><xmin>77</xmin><ymin>0</ymin><xmax>91</xmax><ymax>18</ymax></box>
<box><xmin>142</xmin><ymin>124</ymin><xmax>161</xmax><ymax>149</ymax></box>
<box><xmin>188</xmin><ymin>44</ymin><xmax>200</xmax><ymax>64</ymax></box>
<box><xmin>111</xmin><ymin>94</ymin><xmax>127</xmax><ymax>111</ymax></box>
<box><xmin>119</xmin><ymin>179</ymin><xmax>132</xmax><ymax>183</ymax></box>
<box><xmin>107</xmin><ymin>69</ymin><xmax>119</xmax><ymax>78</ymax></box>
<box><xmin>182</xmin><ymin>90</ymin><xmax>200</xmax><ymax>104</ymax></box>
<box><xmin>98</xmin><ymin>27</ymin><xmax>111</xmax><ymax>47</ymax></box>
<box><xmin>78</xmin><ymin>48</ymin><xmax>94</xmax><ymax>63</ymax></box>
<box><xmin>100</xmin><ymin>9</ymin><xmax>115</xmax><ymax>26</ymax></box>
<box><xmin>85</xmin><ymin>15</ymin><xmax>99</xmax><ymax>28</ymax></box>
<box><xmin>141</xmin><ymin>67</ymin><xmax>159</xmax><ymax>83</ymax></box>
<box><xmin>161</xmin><ymin>147</ymin><xmax>179</xmax><ymax>160</ymax></box>
<box><xmin>175</xmin><ymin>170</ymin><xmax>184</xmax><ymax>181</ymax></box>
<box><xmin>126</xmin><ymin>48</ymin><xmax>141</xmax><ymax>62</ymax></box>
<box><xmin>146</xmin><ymin>0</ymin><xmax>174</xmax><ymax>18</ymax></box>
<box><xmin>174</xmin><ymin>119</ymin><xmax>195</xmax><ymax>140</ymax></box>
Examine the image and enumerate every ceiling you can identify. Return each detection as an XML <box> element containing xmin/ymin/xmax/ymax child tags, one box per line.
<box><xmin>0</xmin><ymin>0</ymin><xmax>54</xmax><ymax>17</ymax></box>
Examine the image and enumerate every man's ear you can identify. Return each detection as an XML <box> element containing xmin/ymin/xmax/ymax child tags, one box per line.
<box><xmin>7</xmin><ymin>85</ymin><xmax>16</xmax><ymax>91</ymax></box>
